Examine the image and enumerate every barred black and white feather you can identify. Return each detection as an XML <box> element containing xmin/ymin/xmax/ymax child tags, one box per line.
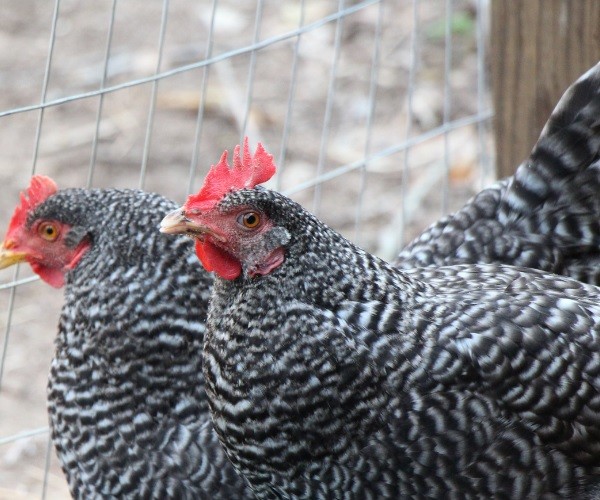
<box><xmin>158</xmin><ymin>64</ymin><xmax>600</xmax><ymax>495</ymax></box>
<box><xmin>31</xmin><ymin>189</ymin><xmax>252</xmax><ymax>498</ymax></box>
<box><xmin>396</xmin><ymin>61</ymin><xmax>600</xmax><ymax>283</ymax></box>
<box><xmin>199</xmin><ymin>186</ymin><xmax>600</xmax><ymax>498</ymax></box>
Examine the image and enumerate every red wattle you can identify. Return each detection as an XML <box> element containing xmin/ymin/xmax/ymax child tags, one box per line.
<box><xmin>66</xmin><ymin>240</ymin><xmax>92</xmax><ymax>271</ymax></box>
<box><xmin>28</xmin><ymin>240</ymin><xmax>91</xmax><ymax>289</ymax></box>
<box><xmin>195</xmin><ymin>240</ymin><xmax>241</xmax><ymax>280</ymax></box>
<box><xmin>30</xmin><ymin>261</ymin><xmax>65</xmax><ymax>288</ymax></box>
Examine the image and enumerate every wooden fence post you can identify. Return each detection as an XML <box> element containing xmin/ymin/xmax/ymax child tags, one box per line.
<box><xmin>491</xmin><ymin>0</ymin><xmax>600</xmax><ymax>178</ymax></box>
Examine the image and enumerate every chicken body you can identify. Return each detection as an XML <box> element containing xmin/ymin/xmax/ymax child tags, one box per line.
<box><xmin>179</xmin><ymin>187</ymin><xmax>600</xmax><ymax>498</ymax></box>
<box><xmin>397</xmin><ymin>61</ymin><xmax>600</xmax><ymax>278</ymax></box>
<box><xmin>162</xmin><ymin>132</ymin><xmax>600</xmax><ymax>497</ymax></box>
<box><xmin>2</xmin><ymin>188</ymin><xmax>253</xmax><ymax>498</ymax></box>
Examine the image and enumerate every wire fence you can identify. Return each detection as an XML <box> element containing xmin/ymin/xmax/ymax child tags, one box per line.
<box><xmin>0</xmin><ymin>0</ymin><xmax>492</xmax><ymax>497</ymax></box>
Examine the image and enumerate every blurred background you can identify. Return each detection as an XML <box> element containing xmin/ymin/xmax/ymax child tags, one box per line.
<box><xmin>0</xmin><ymin>0</ymin><xmax>597</xmax><ymax>498</ymax></box>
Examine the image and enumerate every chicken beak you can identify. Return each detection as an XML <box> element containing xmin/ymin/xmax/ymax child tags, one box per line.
<box><xmin>160</xmin><ymin>208</ymin><xmax>203</xmax><ymax>236</ymax></box>
<box><xmin>160</xmin><ymin>207</ymin><xmax>227</xmax><ymax>243</ymax></box>
<box><xmin>0</xmin><ymin>242</ymin><xmax>28</xmax><ymax>269</ymax></box>
<box><xmin>160</xmin><ymin>208</ymin><xmax>189</xmax><ymax>234</ymax></box>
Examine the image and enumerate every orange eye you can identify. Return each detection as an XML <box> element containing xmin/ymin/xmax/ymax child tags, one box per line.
<box><xmin>238</xmin><ymin>211</ymin><xmax>261</xmax><ymax>229</ymax></box>
<box><xmin>38</xmin><ymin>222</ymin><xmax>59</xmax><ymax>241</ymax></box>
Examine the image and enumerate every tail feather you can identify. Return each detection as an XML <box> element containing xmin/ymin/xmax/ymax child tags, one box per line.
<box><xmin>395</xmin><ymin>61</ymin><xmax>600</xmax><ymax>284</ymax></box>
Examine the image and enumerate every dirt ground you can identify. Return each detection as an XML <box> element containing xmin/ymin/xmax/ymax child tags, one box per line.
<box><xmin>0</xmin><ymin>1</ymin><xmax>491</xmax><ymax>498</ymax></box>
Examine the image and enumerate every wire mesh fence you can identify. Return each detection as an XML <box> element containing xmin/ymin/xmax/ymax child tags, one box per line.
<box><xmin>0</xmin><ymin>0</ymin><xmax>492</xmax><ymax>497</ymax></box>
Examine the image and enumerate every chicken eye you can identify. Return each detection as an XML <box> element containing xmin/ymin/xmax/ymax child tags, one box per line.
<box><xmin>38</xmin><ymin>222</ymin><xmax>59</xmax><ymax>241</ymax></box>
<box><xmin>238</xmin><ymin>211</ymin><xmax>261</xmax><ymax>229</ymax></box>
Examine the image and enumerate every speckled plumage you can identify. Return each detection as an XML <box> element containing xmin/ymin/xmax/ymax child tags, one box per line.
<box><xmin>196</xmin><ymin>185</ymin><xmax>600</xmax><ymax>498</ymax></box>
<box><xmin>396</xmin><ymin>62</ymin><xmax>600</xmax><ymax>283</ymax></box>
<box><xmin>31</xmin><ymin>189</ymin><xmax>252</xmax><ymax>498</ymax></box>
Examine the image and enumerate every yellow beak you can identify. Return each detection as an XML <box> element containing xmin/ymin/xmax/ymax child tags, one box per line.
<box><xmin>160</xmin><ymin>207</ymin><xmax>191</xmax><ymax>235</ymax></box>
<box><xmin>160</xmin><ymin>208</ymin><xmax>224</xmax><ymax>242</ymax></box>
<box><xmin>0</xmin><ymin>242</ymin><xmax>28</xmax><ymax>269</ymax></box>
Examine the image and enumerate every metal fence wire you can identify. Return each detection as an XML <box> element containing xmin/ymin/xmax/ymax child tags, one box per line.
<box><xmin>0</xmin><ymin>0</ymin><xmax>492</xmax><ymax>497</ymax></box>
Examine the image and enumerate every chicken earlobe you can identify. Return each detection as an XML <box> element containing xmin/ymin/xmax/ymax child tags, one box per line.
<box><xmin>245</xmin><ymin>226</ymin><xmax>290</xmax><ymax>277</ymax></box>
<box><xmin>64</xmin><ymin>225</ymin><xmax>89</xmax><ymax>249</ymax></box>
<box><xmin>247</xmin><ymin>246</ymin><xmax>285</xmax><ymax>277</ymax></box>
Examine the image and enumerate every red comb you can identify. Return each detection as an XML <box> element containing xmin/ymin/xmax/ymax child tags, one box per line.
<box><xmin>186</xmin><ymin>137</ymin><xmax>276</xmax><ymax>211</ymax></box>
<box><xmin>6</xmin><ymin>175</ymin><xmax>58</xmax><ymax>235</ymax></box>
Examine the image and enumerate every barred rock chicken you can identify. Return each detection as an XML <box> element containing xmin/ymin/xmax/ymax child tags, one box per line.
<box><xmin>397</xmin><ymin>61</ymin><xmax>600</xmax><ymax>279</ymax></box>
<box><xmin>162</xmin><ymin>139</ymin><xmax>600</xmax><ymax>498</ymax></box>
<box><xmin>0</xmin><ymin>177</ymin><xmax>253</xmax><ymax>498</ymax></box>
